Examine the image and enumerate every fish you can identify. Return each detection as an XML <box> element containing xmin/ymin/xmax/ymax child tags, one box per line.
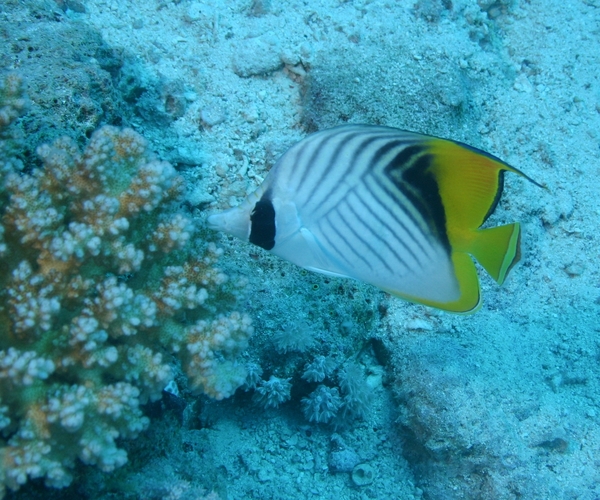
<box><xmin>207</xmin><ymin>124</ymin><xmax>541</xmax><ymax>313</ymax></box>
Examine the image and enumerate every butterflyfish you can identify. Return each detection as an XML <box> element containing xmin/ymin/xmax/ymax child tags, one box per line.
<box><xmin>207</xmin><ymin>124</ymin><xmax>540</xmax><ymax>313</ymax></box>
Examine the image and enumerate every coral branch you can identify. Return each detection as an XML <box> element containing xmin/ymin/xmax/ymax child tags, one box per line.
<box><xmin>0</xmin><ymin>73</ymin><xmax>252</xmax><ymax>497</ymax></box>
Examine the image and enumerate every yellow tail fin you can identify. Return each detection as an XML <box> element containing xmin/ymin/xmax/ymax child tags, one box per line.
<box><xmin>470</xmin><ymin>223</ymin><xmax>521</xmax><ymax>285</ymax></box>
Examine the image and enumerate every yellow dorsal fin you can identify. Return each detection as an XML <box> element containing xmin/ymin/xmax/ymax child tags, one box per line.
<box><xmin>426</xmin><ymin>137</ymin><xmax>538</xmax><ymax>233</ymax></box>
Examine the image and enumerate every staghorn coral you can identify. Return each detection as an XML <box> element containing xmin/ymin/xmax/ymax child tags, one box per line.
<box><xmin>0</xmin><ymin>74</ymin><xmax>252</xmax><ymax>496</ymax></box>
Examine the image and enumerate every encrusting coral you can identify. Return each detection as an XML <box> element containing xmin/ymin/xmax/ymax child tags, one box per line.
<box><xmin>0</xmin><ymin>73</ymin><xmax>253</xmax><ymax>496</ymax></box>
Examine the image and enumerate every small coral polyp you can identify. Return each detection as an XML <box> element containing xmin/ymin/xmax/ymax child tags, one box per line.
<box><xmin>0</xmin><ymin>75</ymin><xmax>252</xmax><ymax>496</ymax></box>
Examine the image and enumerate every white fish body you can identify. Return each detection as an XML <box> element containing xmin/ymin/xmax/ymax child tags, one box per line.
<box><xmin>208</xmin><ymin>124</ymin><xmax>536</xmax><ymax>313</ymax></box>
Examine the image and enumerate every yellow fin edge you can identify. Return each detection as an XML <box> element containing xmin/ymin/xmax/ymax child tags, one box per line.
<box><xmin>386</xmin><ymin>223</ymin><xmax>521</xmax><ymax>314</ymax></box>
<box><xmin>386</xmin><ymin>252</ymin><xmax>482</xmax><ymax>314</ymax></box>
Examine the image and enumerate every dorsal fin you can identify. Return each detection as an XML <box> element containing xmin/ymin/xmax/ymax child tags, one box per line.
<box><xmin>426</xmin><ymin>137</ymin><xmax>541</xmax><ymax>234</ymax></box>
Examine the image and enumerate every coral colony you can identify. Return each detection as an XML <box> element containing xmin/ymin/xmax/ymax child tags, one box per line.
<box><xmin>0</xmin><ymin>74</ymin><xmax>252</xmax><ymax>496</ymax></box>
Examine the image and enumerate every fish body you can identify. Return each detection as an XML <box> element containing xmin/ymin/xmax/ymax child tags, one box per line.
<box><xmin>208</xmin><ymin>124</ymin><xmax>539</xmax><ymax>313</ymax></box>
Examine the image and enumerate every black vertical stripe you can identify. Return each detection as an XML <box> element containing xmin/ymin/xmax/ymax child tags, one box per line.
<box><xmin>249</xmin><ymin>193</ymin><xmax>276</xmax><ymax>250</ymax></box>
<box><xmin>380</xmin><ymin>145</ymin><xmax>450</xmax><ymax>254</ymax></box>
<box><xmin>383</xmin><ymin>146</ymin><xmax>431</xmax><ymax>219</ymax></box>
<box><xmin>482</xmin><ymin>171</ymin><xmax>504</xmax><ymax>224</ymax></box>
<box><xmin>401</xmin><ymin>154</ymin><xmax>450</xmax><ymax>253</ymax></box>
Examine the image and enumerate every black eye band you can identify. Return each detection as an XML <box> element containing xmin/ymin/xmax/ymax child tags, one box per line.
<box><xmin>249</xmin><ymin>195</ymin><xmax>276</xmax><ymax>250</ymax></box>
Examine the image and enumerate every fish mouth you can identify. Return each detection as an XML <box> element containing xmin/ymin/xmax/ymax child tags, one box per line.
<box><xmin>206</xmin><ymin>207</ymin><xmax>251</xmax><ymax>241</ymax></box>
<box><xmin>206</xmin><ymin>212</ymin><xmax>225</xmax><ymax>230</ymax></box>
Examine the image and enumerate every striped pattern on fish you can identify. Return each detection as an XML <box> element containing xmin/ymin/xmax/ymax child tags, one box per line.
<box><xmin>263</xmin><ymin>125</ymin><xmax>457</xmax><ymax>302</ymax></box>
<box><xmin>208</xmin><ymin>124</ymin><xmax>541</xmax><ymax>313</ymax></box>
